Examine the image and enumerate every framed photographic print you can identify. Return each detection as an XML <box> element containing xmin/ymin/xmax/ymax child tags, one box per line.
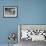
<box><xmin>18</xmin><ymin>24</ymin><xmax>46</xmax><ymax>42</ymax></box>
<box><xmin>3</xmin><ymin>6</ymin><xmax>17</xmax><ymax>17</ymax></box>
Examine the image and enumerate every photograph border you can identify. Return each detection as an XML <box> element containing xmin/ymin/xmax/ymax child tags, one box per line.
<box><xmin>18</xmin><ymin>24</ymin><xmax>46</xmax><ymax>43</ymax></box>
<box><xmin>3</xmin><ymin>6</ymin><xmax>18</xmax><ymax>18</ymax></box>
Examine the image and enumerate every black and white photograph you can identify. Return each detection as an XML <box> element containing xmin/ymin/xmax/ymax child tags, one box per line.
<box><xmin>4</xmin><ymin>6</ymin><xmax>17</xmax><ymax>17</ymax></box>
<box><xmin>18</xmin><ymin>24</ymin><xmax>46</xmax><ymax>46</ymax></box>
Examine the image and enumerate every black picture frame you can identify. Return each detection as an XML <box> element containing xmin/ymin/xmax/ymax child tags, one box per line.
<box><xmin>3</xmin><ymin>6</ymin><xmax>18</xmax><ymax>18</ymax></box>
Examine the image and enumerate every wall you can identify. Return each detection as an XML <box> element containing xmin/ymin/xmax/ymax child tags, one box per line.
<box><xmin>18</xmin><ymin>0</ymin><xmax>46</xmax><ymax>24</ymax></box>
<box><xmin>0</xmin><ymin>0</ymin><xmax>18</xmax><ymax>44</ymax></box>
<box><xmin>0</xmin><ymin>0</ymin><xmax>46</xmax><ymax>45</ymax></box>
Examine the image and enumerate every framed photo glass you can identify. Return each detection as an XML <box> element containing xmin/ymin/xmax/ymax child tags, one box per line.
<box><xmin>4</xmin><ymin>6</ymin><xmax>17</xmax><ymax>17</ymax></box>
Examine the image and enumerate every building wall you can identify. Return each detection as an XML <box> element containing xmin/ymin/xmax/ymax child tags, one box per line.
<box><xmin>0</xmin><ymin>0</ymin><xmax>46</xmax><ymax>45</ymax></box>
